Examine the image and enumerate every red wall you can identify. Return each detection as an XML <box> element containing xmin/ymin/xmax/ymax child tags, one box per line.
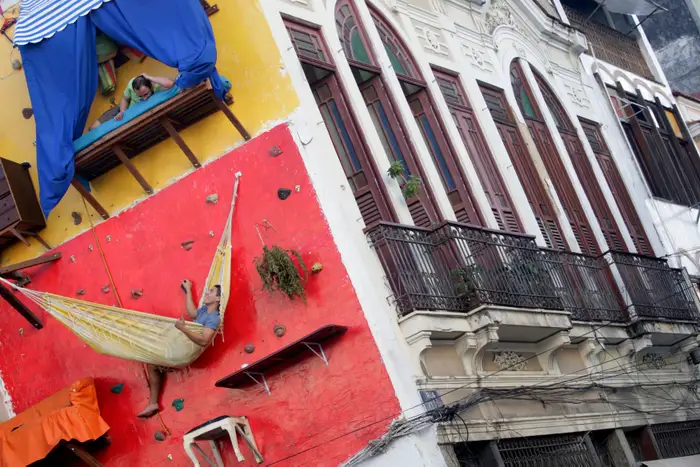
<box><xmin>0</xmin><ymin>124</ymin><xmax>400</xmax><ymax>466</ymax></box>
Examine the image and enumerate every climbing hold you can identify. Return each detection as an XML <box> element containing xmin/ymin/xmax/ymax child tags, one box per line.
<box><xmin>110</xmin><ymin>383</ymin><xmax>124</xmax><ymax>394</ymax></box>
<box><xmin>167</xmin><ymin>454</ymin><xmax>173</xmax><ymax>461</ymax></box>
<box><xmin>88</xmin><ymin>245</ymin><xmax>94</xmax><ymax>252</ymax></box>
<box><xmin>172</xmin><ymin>398</ymin><xmax>184</xmax><ymax>411</ymax></box>
<box><xmin>181</xmin><ymin>240</ymin><xmax>195</xmax><ymax>251</ymax></box>
<box><xmin>76</xmin><ymin>289</ymin><xmax>85</xmax><ymax>296</ymax></box>
<box><xmin>18</xmin><ymin>328</ymin><xmax>24</xmax><ymax>336</ymax></box>
<box><xmin>101</xmin><ymin>285</ymin><xmax>110</xmax><ymax>294</ymax></box>
<box><xmin>21</xmin><ymin>108</ymin><xmax>33</xmax><ymax>119</ymax></box>
<box><xmin>269</xmin><ymin>145</ymin><xmax>283</xmax><ymax>157</ymax></box>
<box><xmin>209</xmin><ymin>231</ymin><xmax>215</xmax><ymax>237</ymax></box>
<box><xmin>131</xmin><ymin>289</ymin><xmax>143</xmax><ymax>299</ymax></box>
<box><xmin>278</xmin><ymin>188</ymin><xmax>292</xmax><ymax>200</ymax></box>
<box><xmin>154</xmin><ymin>431</ymin><xmax>166</xmax><ymax>442</ymax></box>
<box><xmin>311</xmin><ymin>262</ymin><xmax>323</xmax><ymax>274</ymax></box>
<box><xmin>106</xmin><ymin>235</ymin><xmax>111</xmax><ymax>242</ymax></box>
<box><xmin>71</xmin><ymin>212</ymin><xmax>82</xmax><ymax>226</ymax></box>
<box><xmin>244</xmin><ymin>343</ymin><xmax>255</xmax><ymax>354</ymax></box>
<box><xmin>205</xmin><ymin>194</ymin><xmax>219</xmax><ymax>204</ymax></box>
<box><xmin>295</xmin><ymin>185</ymin><xmax>301</xmax><ymax>192</ymax></box>
<box><xmin>273</xmin><ymin>324</ymin><xmax>286</xmax><ymax>337</ymax></box>
<box><xmin>70</xmin><ymin>255</ymin><xmax>76</xmax><ymax>263</ymax></box>
<box><xmin>11</xmin><ymin>60</ymin><xmax>21</xmax><ymax>70</ymax></box>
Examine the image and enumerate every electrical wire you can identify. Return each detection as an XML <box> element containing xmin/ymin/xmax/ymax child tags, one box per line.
<box><xmin>266</xmin><ymin>321</ymin><xmax>695</xmax><ymax>465</ymax></box>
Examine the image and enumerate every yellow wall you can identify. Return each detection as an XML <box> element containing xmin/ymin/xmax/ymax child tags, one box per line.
<box><xmin>0</xmin><ymin>1</ymin><xmax>298</xmax><ymax>265</ymax></box>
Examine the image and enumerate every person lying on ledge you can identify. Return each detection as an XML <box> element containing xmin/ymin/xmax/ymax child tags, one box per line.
<box><xmin>89</xmin><ymin>73</ymin><xmax>175</xmax><ymax>130</ymax></box>
<box><xmin>136</xmin><ymin>279</ymin><xmax>221</xmax><ymax>418</ymax></box>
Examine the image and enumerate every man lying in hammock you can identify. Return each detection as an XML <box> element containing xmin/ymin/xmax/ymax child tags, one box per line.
<box><xmin>137</xmin><ymin>279</ymin><xmax>221</xmax><ymax>418</ymax></box>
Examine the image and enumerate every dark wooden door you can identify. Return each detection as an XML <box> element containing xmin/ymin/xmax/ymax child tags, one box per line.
<box><xmin>312</xmin><ymin>75</ymin><xmax>395</xmax><ymax>226</ymax></box>
<box><xmin>361</xmin><ymin>77</ymin><xmax>440</xmax><ymax>227</ymax></box>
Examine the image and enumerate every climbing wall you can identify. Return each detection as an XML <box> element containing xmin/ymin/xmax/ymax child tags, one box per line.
<box><xmin>0</xmin><ymin>124</ymin><xmax>400</xmax><ymax>466</ymax></box>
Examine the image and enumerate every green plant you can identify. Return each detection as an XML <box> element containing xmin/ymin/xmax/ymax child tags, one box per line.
<box><xmin>254</xmin><ymin>245</ymin><xmax>307</xmax><ymax>301</ymax></box>
<box><xmin>387</xmin><ymin>161</ymin><xmax>422</xmax><ymax>199</ymax></box>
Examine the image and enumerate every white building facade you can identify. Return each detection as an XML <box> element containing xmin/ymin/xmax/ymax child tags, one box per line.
<box><xmin>258</xmin><ymin>0</ymin><xmax>700</xmax><ymax>465</ymax></box>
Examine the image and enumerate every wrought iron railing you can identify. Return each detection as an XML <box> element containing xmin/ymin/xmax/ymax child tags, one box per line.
<box><xmin>606</xmin><ymin>251</ymin><xmax>699</xmax><ymax>321</ymax></box>
<box><xmin>367</xmin><ymin>222</ymin><xmax>699</xmax><ymax>323</ymax></box>
<box><xmin>651</xmin><ymin>421</ymin><xmax>700</xmax><ymax>458</ymax></box>
<box><xmin>554</xmin><ymin>251</ymin><xmax>627</xmax><ymax>322</ymax></box>
<box><xmin>430</xmin><ymin>222</ymin><xmax>564</xmax><ymax>311</ymax></box>
<box><xmin>366</xmin><ymin>222</ymin><xmax>462</xmax><ymax>316</ymax></box>
<box><xmin>498</xmin><ymin>433</ymin><xmax>596</xmax><ymax>466</ymax></box>
<box><xmin>563</xmin><ymin>6</ymin><xmax>654</xmax><ymax>80</ymax></box>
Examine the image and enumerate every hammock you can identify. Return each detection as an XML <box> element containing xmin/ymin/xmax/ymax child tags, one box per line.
<box><xmin>0</xmin><ymin>173</ymin><xmax>241</xmax><ymax>368</ymax></box>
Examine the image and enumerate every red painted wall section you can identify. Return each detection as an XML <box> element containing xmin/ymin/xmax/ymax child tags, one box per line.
<box><xmin>0</xmin><ymin>124</ymin><xmax>400</xmax><ymax>466</ymax></box>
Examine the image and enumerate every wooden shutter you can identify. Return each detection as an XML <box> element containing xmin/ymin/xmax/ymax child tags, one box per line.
<box><xmin>528</xmin><ymin>121</ymin><xmax>598</xmax><ymax>255</ymax></box>
<box><xmin>285</xmin><ymin>19</ymin><xmax>395</xmax><ymax>227</ymax></box>
<box><xmin>580</xmin><ymin>119</ymin><xmax>654</xmax><ymax>256</ymax></box>
<box><xmin>408</xmin><ymin>91</ymin><xmax>482</xmax><ymax>226</ymax></box>
<box><xmin>511</xmin><ymin>63</ymin><xmax>598</xmax><ymax>255</ymax></box>
<box><xmin>532</xmin><ymin>72</ymin><xmax>627</xmax><ymax>252</ymax></box>
<box><xmin>361</xmin><ymin>77</ymin><xmax>439</xmax><ymax>227</ymax></box>
<box><xmin>435</xmin><ymin>72</ymin><xmax>523</xmax><ymax>233</ymax></box>
<box><xmin>480</xmin><ymin>84</ymin><xmax>567</xmax><ymax>249</ymax></box>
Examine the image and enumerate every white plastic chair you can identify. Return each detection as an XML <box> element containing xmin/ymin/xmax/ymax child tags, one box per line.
<box><xmin>183</xmin><ymin>415</ymin><xmax>263</xmax><ymax>466</ymax></box>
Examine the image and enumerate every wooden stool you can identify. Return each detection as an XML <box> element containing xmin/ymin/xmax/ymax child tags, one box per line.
<box><xmin>183</xmin><ymin>415</ymin><xmax>263</xmax><ymax>466</ymax></box>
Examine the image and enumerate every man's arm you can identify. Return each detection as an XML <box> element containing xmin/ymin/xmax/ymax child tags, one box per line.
<box><xmin>143</xmin><ymin>74</ymin><xmax>175</xmax><ymax>90</ymax></box>
<box><xmin>181</xmin><ymin>279</ymin><xmax>197</xmax><ymax>319</ymax></box>
<box><xmin>114</xmin><ymin>96</ymin><xmax>129</xmax><ymax>121</ymax></box>
<box><xmin>175</xmin><ymin>317</ymin><xmax>215</xmax><ymax>347</ymax></box>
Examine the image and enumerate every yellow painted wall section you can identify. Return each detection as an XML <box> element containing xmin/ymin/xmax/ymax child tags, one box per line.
<box><xmin>0</xmin><ymin>1</ymin><xmax>299</xmax><ymax>265</ymax></box>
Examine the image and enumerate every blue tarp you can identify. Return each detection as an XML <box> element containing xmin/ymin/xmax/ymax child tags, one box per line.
<box><xmin>19</xmin><ymin>0</ymin><xmax>226</xmax><ymax>217</ymax></box>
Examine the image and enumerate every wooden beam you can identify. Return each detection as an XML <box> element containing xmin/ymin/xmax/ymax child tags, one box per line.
<box><xmin>160</xmin><ymin>118</ymin><xmax>201</xmax><ymax>168</ymax></box>
<box><xmin>0</xmin><ymin>252</ymin><xmax>61</xmax><ymax>275</ymax></box>
<box><xmin>64</xmin><ymin>443</ymin><xmax>103</xmax><ymax>467</ymax></box>
<box><xmin>71</xmin><ymin>179</ymin><xmax>110</xmax><ymax>220</ymax></box>
<box><xmin>212</xmin><ymin>92</ymin><xmax>251</xmax><ymax>140</ymax></box>
<box><xmin>0</xmin><ymin>281</ymin><xmax>42</xmax><ymax>329</ymax></box>
<box><xmin>113</xmin><ymin>145</ymin><xmax>153</xmax><ymax>194</ymax></box>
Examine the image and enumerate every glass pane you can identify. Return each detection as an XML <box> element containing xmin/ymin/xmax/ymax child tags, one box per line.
<box><xmin>520</xmin><ymin>88</ymin><xmax>537</xmax><ymax>119</ymax></box>
<box><xmin>418</xmin><ymin>114</ymin><xmax>455</xmax><ymax>190</ymax></box>
<box><xmin>369</xmin><ymin>102</ymin><xmax>411</xmax><ymax>176</ymax></box>
<box><xmin>384</xmin><ymin>43</ymin><xmax>407</xmax><ymax>75</ymax></box>
<box><xmin>665</xmin><ymin>109</ymin><xmax>684</xmax><ymax>139</ymax></box>
<box><xmin>319</xmin><ymin>104</ymin><xmax>354</xmax><ymax>177</ymax></box>
<box><xmin>329</xmin><ymin>99</ymin><xmax>362</xmax><ymax>172</ymax></box>
<box><xmin>350</xmin><ymin>29</ymin><xmax>371</xmax><ymax>65</ymax></box>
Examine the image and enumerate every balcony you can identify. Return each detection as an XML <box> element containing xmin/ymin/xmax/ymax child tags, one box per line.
<box><xmin>563</xmin><ymin>5</ymin><xmax>654</xmax><ymax>80</ymax></box>
<box><xmin>430</xmin><ymin>222</ymin><xmax>563</xmax><ymax>312</ymax></box>
<box><xmin>557</xmin><ymin>251</ymin><xmax>627</xmax><ymax>323</ymax></box>
<box><xmin>367</xmin><ymin>222</ymin><xmax>699</xmax><ymax>326</ymax></box>
<box><xmin>606</xmin><ymin>251</ymin><xmax>698</xmax><ymax>322</ymax></box>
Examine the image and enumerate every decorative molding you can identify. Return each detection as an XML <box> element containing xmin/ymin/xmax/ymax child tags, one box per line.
<box><xmin>414</xmin><ymin>23</ymin><xmax>450</xmax><ymax>56</ymax></box>
<box><xmin>461</xmin><ymin>42</ymin><xmax>493</xmax><ymax>72</ymax></box>
<box><xmin>564</xmin><ymin>82</ymin><xmax>591</xmax><ymax>109</ymax></box>
<box><xmin>382</xmin><ymin>0</ymin><xmax>400</xmax><ymax>12</ymax></box>
<box><xmin>641</xmin><ymin>352</ymin><xmax>666</xmax><ymax>370</ymax></box>
<box><xmin>493</xmin><ymin>351</ymin><xmax>528</xmax><ymax>371</ymax></box>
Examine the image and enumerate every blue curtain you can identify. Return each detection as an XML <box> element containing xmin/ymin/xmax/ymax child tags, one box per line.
<box><xmin>20</xmin><ymin>0</ymin><xmax>224</xmax><ymax>216</ymax></box>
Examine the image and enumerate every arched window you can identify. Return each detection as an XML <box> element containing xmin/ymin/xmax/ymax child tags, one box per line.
<box><xmin>370</xmin><ymin>12</ymin><xmax>419</xmax><ymax>80</ymax></box>
<box><xmin>510</xmin><ymin>60</ymin><xmax>598</xmax><ymax>255</ymax></box>
<box><xmin>532</xmin><ymin>69</ymin><xmax>628</xmax><ymax>252</ymax></box>
<box><xmin>335</xmin><ymin>3</ymin><xmax>374</xmax><ymax>67</ymax></box>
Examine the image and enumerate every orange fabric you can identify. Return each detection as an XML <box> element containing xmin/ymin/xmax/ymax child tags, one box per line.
<box><xmin>0</xmin><ymin>378</ymin><xmax>109</xmax><ymax>467</ymax></box>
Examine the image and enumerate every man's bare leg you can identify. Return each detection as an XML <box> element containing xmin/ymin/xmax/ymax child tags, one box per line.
<box><xmin>137</xmin><ymin>364</ymin><xmax>162</xmax><ymax>418</ymax></box>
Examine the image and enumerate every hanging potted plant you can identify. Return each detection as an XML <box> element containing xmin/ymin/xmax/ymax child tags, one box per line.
<box><xmin>253</xmin><ymin>223</ymin><xmax>307</xmax><ymax>301</ymax></box>
<box><xmin>387</xmin><ymin>161</ymin><xmax>421</xmax><ymax>199</ymax></box>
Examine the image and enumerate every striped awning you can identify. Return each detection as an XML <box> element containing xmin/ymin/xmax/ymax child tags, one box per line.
<box><xmin>14</xmin><ymin>0</ymin><xmax>109</xmax><ymax>46</ymax></box>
